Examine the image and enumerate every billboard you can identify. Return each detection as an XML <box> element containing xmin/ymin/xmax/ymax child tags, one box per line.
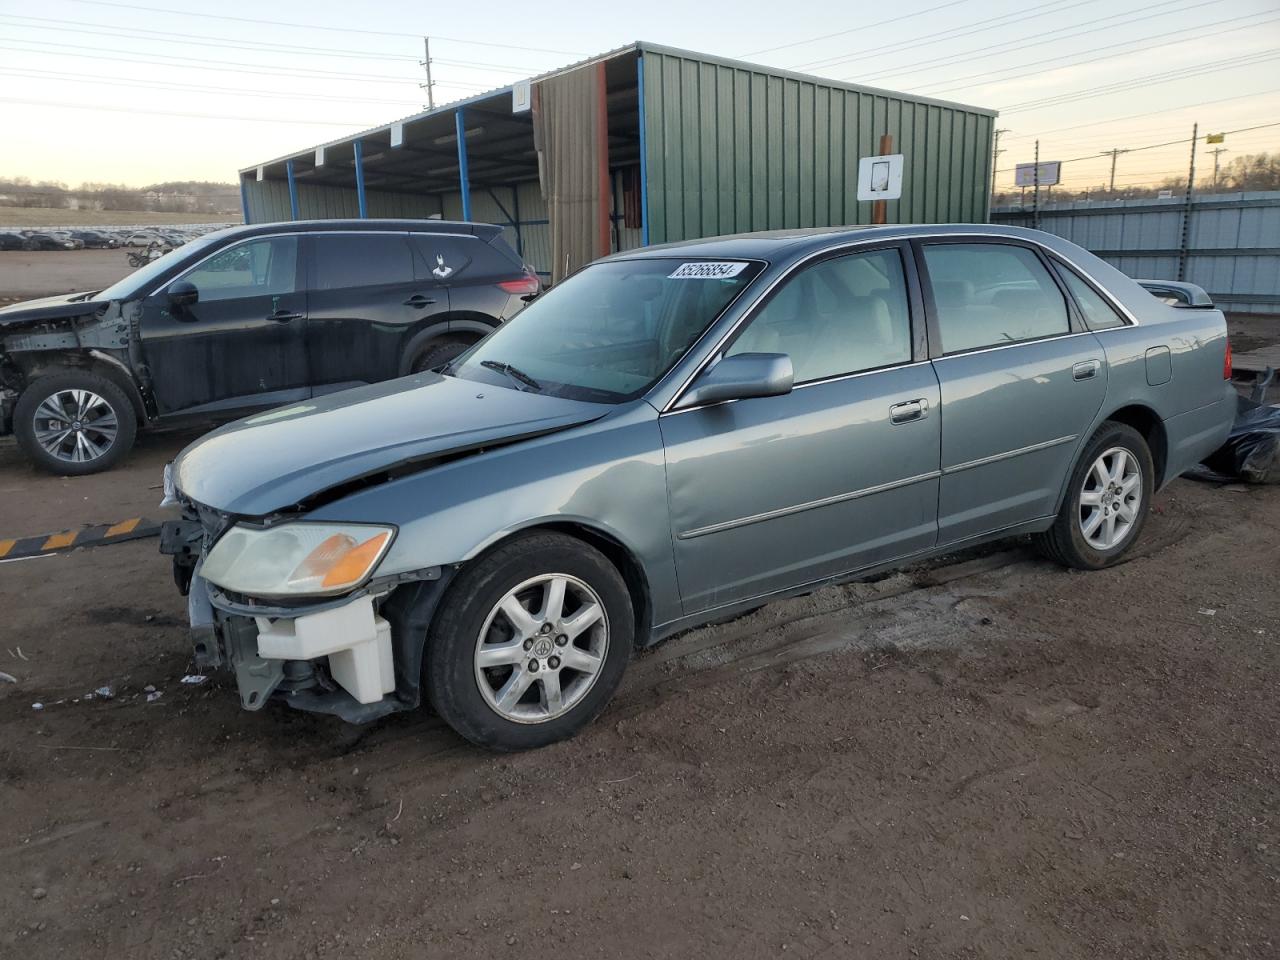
<box><xmin>1014</xmin><ymin>161</ymin><xmax>1061</xmax><ymax>187</ymax></box>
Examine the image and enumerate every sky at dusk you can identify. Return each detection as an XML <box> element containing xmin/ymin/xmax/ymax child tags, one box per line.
<box><xmin>1</xmin><ymin>0</ymin><xmax>1277</xmax><ymax>193</ymax></box>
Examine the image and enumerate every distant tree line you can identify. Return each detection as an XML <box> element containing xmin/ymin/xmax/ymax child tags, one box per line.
<box><xmin>993</xmin><ymin>151</ymin><xmax>1280</xmax><ymax>206</ymax></box>
<box><xmin>0</xmin><ymin>177</ymin><xmax>241</xmax><ymax>214</ymax></box>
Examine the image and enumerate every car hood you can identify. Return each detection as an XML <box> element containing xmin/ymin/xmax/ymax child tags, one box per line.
<box><xmin>173</xmin><ymin>374</ymin><xmax>609</xmax><ymax>516</ymax></box>
<box><xmin>0</xmin><ymin>291</ymin><xmax>108</xmax><ymax>326</ymax></box>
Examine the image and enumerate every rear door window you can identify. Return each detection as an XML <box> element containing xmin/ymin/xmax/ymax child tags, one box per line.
<box><xmin>922</xmin><ymin>243</ymin><xmax>1070</xmax><ymax>354</ymax></box>
<box><xmin>311</xmin><ymin>234</ymin><xmax>414</xmax><ymax>290</ymax></box>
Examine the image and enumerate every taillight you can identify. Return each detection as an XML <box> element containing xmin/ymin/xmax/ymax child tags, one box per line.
<box><xmin>1224</xmin><ymin>336</ymin><xmax>1232</xmax><ymax>379</ymax></box>
<box><xmin>498</xmin><ymin>268</ymin><xmax>540</xmax><ymax>296</ymax></box>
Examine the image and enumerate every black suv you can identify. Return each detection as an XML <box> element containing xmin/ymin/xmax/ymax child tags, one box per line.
<box><xmin>0</xmin><ymin>219</ymin><xmax>539</xmax><ymax>474</ymax></box>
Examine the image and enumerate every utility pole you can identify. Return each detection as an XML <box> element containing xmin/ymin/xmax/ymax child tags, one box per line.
<box><xmin>1208</xmin><ymin>147</ymin><xmax>1229</xmax><ymax>191</ymax></box>
<box><xmin>1101</xmin><ymin>147</ymin><xmax>1130</xmax><ymax>193</ymax></box>
<box><xmin>991</xmin><ymin>128</ymin><xmax>1010</xmax><ymax>200</ymax></box>
<box><xmin>1177</xmin><ymin>123</ymin><xmax>1198</xmax><ymax>281</ymax></box>
<box><xmin>419</xmin><ymin>36</ymin><xmax>436</xmax><ymax>109</ymax></box>
<box><xmin>1032</xmin><ymin>139</ymin><xmax>1041</xmax><ymax>231</ymax></box>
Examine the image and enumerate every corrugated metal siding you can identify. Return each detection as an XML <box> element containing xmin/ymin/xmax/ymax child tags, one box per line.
<box><xmin>992</xmin><ymin>192</ymin><xmax>1280</xmax><ymax>314</ymax></box>
<box><xmin>439</xmin><ymin>180</ymin><xmax>552</xmax><ymax>276</ymax></box>
<box><xmin>243</xmin><ymin>178</ymin><xmax>438</xmax><ymax>222</ymax></box>
<box><xmin>640</xmin><ymin>49</ymin><xmax>993</xmax><ymax>244</ymax></box>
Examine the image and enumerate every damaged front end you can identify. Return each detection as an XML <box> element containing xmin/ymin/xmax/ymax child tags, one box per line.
<box><xmin>161</xmin><ymin>497</ymin><xmax>453</xmax><ymax>723</ymax></box>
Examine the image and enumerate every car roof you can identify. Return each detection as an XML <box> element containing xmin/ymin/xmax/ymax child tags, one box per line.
<box><xmin>209</xmin><ymin>219</ymin><xmax>504</xmax><ymax>243</ymax></box>
<box><xmin>604</xmin><ymin>223</ymin><xmax>1075</xmax><ymax>263</ymax></box>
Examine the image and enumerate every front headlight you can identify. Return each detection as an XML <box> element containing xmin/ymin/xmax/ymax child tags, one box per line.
<box><xmin>200</xmin><ymin>522</ymin><xmax>395</xmax><ymax>598</ymax></box>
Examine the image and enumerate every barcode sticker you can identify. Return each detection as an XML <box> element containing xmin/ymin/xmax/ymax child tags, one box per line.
<box><xmin>668</xmin><ymin>261</ymin><xmax>749</xmax><ymax>279</ymax></box>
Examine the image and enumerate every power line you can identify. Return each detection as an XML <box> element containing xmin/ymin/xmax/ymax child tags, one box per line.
<box><xmin>0</xmin><ymin>14</ymin><xmax>552</xmax><ymax>74</ymax></box>
<box><xmin>0</xmin><ymin>68</ymin><xmax>429</xmax><ymax>106</ymax></box>
<box><xmin>997</xmin><ymin>50</ymin><xmax>1280</xmax><ymax>113</ymax></box>
<box><xmin>0</xmin><ymin>96</ymin><xmax>373</xmax><ymax>126</ymax></box>
<box><xmin>740</xmin><ymin>0</ymin><xmax>972</xmax><ymax>58</ymax></box>
<box><xmin>0</xmin><ymin>39</ymin><xmax>449</xmax><ymax>86</ymax></box>
<box><xmin>917</xmin><ymin>9</ymin><xmax>1276</xmax><ymax>95</ymax></box>
<box><xmin>0</xmin><ymin>13</ymin><xmax>421</xmax><ymax>61</ymax></box>
<box><xmin>994</xmin><ymin>121</ymin><xmax>1280</xmax><ymax>173</ymax></box>
<box><xmin>60</xmin><ymin>0</ymin><xmax>585</xmax><ymax>55</ymax></box>
<box><xmin>998</xmin><ymin>87</ymin><xmax>1280</xmax><ymax>140</ymax></box>
<box><xmin>845</xmin><ymin>0</ymin><xmax>1216</xmax><ymax>84</ymax></box>
<box><xmin>798</xmin><ymin>0</ymin><xmax>1101</xmax><ymax>72</ymax></box>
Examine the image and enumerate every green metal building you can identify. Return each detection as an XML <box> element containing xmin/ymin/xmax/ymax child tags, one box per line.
<box><xmin>241</xmin><ymin>43</ymin><xmax>996</xmax><ymax>282</ymax></box>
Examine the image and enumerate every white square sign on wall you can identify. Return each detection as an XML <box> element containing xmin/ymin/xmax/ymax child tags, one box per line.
<box><xmin>857</xmin><ymin>153</ymin><xmax>904</xmax><ymax>202</ymax></box>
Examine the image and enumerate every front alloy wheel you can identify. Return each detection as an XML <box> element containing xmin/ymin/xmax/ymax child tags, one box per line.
<box><xmin>32</xmin><ymin>388</ymin><xmax>119</xmax><ymax>465</ymax></box>
<box><xmin>14</xmin><ymin>371</ymin><xmax>137</xmax><ymax>475</ymax></box>
<box><xmin>474</xmin><ymin>574</ymin><xmax>608</xmax><ymax>723</ymax></box>
<box><xmin>426</xmin><ymin>532</ymin><xmax>633</xmax><ymax>751</ymax></box>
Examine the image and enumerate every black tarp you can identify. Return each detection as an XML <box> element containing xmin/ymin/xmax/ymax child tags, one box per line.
<box><xmin>1185</xmin><ymin>369</ymin><xmax>1280</xmax><ymax>484</ymax></box>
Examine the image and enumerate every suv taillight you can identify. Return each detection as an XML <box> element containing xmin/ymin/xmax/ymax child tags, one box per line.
<box><xmin>498</xmin><ymin>268</ymin><xmax>540</xmax><ymax>297</ymax></box>
<box><xmin>1224</xmin><ymin>336</ymin><xmax>1232</xmax><ymax>379</ymax></box>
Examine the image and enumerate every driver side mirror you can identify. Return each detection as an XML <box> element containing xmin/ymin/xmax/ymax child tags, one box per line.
<box><xmin>676</xmin><ymin>353</ymin><xmax>793</xmax><ymax>409</ymax></box>
<box><xmin>167</xmin><ymin>279</ymin><xmax>199</xmax><ymax>311</ymax></box>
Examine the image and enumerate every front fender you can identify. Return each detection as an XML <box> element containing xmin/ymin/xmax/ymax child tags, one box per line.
<box><xmin>304</xmin><ymin>402</ymin><xmax>683</xmax><ymax>628</ymax></box>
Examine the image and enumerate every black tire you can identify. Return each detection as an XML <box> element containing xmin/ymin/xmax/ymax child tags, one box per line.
<box><xmin>14</xmin><ymin>371</ymin><xmax>138</xmax><ymax>476</ymax></box>
<box><xmin>426</xmin><ymin>532</ymin><xmax>634</xmax><ymax>751</ymax></box>
<box><xmin>411</xmin><ymin>336</ymin><xmax>474</xmax><ymax>374</ymax></box>
<box><xmin>1035</xmin><ymin>421</ymin><xmax>1154</xmax><ymax>570</ymax></box>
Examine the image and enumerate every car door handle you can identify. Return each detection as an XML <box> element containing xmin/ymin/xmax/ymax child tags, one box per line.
<box><xmin>1073</xmin><ymin>359</ymin><xmax>1102</xmax><ymax>380</ymax></box>
<box><xmin>890</xmin><ymin>398</ymin><xmax>929</xmax><ymax>424</ymax></box>
<box><xmin>267</xmin><ymin>310</ymin><xmax>303</xmax><ymax>323</ymax></box>
<box><xmin>404</xmin><ymin>295</ymin><xmax>438</xmax><ymax>308</ymax></box>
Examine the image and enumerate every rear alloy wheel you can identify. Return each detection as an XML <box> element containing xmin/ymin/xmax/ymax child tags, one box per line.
<box><xmin>426</xmin><ymin>532</ymin><xmax>633</xmax><ymax>751</ymax></box>
<box><xmin>1035</xmin><ymin>422</ymin><xmax>1153</xmax><ymax>570</ymax></box>
<box><xmin>1078</xmin><ymin>446</ymin><xmax>1143</xmax><ymax>550</ymax></box>
<box><xmin>15</xmin><ymin>371</ymin><xmax>137</xmax><ymax>475</ymax></box>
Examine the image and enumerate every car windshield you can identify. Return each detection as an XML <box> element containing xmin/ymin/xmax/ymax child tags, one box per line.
<box><xmin>451</xmin><ymin>257</ymin><xmax>763</xmax><ymax>403</ymax></box>
<box><xmin>97</xmin><ymin>231</ymin><xmax>228</xmax><ymax>301</ymax></box>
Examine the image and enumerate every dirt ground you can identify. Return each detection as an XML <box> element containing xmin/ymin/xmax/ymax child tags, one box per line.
<box><xmin>0</xmin><ymin>426</ymin><xmax>1278</xmax><ymax>959</ymax></box>
<box><xmin>0</xmin><ymin>265</ymin><xmax>1277</xmax><ymax>957</ymax></box>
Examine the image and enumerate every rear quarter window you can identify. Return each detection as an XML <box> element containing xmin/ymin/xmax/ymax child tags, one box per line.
<box><xmin>1057</xmin><ymin>265</ymin><xmax>1129</xmax><ymax>330</ymax></box>
<box><xmin>412</xmin><ymin>235</ymin><xmax>521</xmax><ymax>283</ymax></box>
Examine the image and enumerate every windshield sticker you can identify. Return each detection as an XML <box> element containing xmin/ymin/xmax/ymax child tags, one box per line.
<box><xmin>668</xmin><ymin>261</ymin><xmax>748</xmax><ymax>279</ymax></box>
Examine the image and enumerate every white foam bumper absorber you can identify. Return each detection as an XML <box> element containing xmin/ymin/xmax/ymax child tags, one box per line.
<box><xmin>255</xmin><ymin>595</ymin><xmax>395</xmax><ymax>704</ymax></box>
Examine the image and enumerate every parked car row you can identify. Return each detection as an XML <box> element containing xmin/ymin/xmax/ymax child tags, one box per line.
<box><xmin>0</xmin><ymin>222</ymin><xmax>233</xmax><ymax>252</ymax></box>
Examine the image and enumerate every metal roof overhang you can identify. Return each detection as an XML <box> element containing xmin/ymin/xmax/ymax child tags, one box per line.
<box><xmin>241</xmin><ymin>41</ymin><xmax>993</xmax><ymax>195</ymax></box>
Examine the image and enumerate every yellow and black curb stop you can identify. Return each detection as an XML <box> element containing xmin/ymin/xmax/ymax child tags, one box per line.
<box><xmin>0</xmin><ymin>517</ymin><xmax>161</xmax><ymax>562</ymax></box>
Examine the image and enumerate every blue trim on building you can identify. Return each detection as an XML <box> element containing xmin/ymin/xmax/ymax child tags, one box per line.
<box><xmin>285</xmin><ymin>159</ymin><xmax>299</xmax><ymax>220</ymax></box>
<box><xmin>456</xmin><ymin>109</ymin><xmax>472</xmax><ymax>221</ymax></box>
<box><xmin>240</xmin><ymin>177</ymin><xmax>251</xmax><ymax>225</ymax></box>
<box><xmin>353</xmin><ymin>140</ymin><xmax>368</xmax><ymax>218</ymax></box>
<box><xmin>636</xmin><ymin>55</ymin><xmax>650</xmax><ymax>246</ymax></box>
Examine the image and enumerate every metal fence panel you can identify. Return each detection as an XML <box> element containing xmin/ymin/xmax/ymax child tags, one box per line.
<box><xmin>993</xmin><ymin>191</ymin><xmax>1280</xmax><ymax>314</ymax></box>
